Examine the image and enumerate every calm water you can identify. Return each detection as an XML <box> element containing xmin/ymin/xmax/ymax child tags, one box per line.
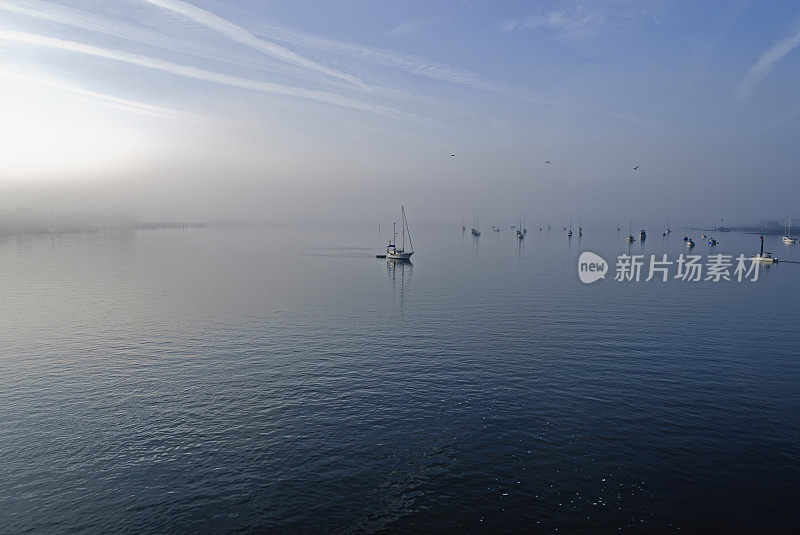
<box><xmin>1</xmin><ymin>224</ymin><xmax>799</xmax><ymax>533</ymax></box>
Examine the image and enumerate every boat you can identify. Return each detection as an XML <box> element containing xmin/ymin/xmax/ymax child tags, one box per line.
<box><xmin>386</xmin><ymin>206</ymin><xmax>414</xmax><ymax>260</ymax></box>
<box><xmin>639</xmin><ymin>229</ymin><xmax>647</xmax><ymax>240</ymax></box>
<box><xmin>515</xmin><ymin>213</ymin><xmax>525</xmax><ymax>239</ymax></box>
<box><xmin>626</xmin><ymin>219</ymin><xmax>635</xmax><ymax>242</ymax></box>
<box><xmin>686</xmin><ymin>238</ymin><xmax>695</xmax><ymax>248</ymax></box>
<box><xmin>708</xmin><ymin>237</ymin><xmax>718</xmax><ymax>246</ymax></box>
<box><xmin>782</xmin><ymin>218</ymin><xmax>796</xmax><ymax>244</ymax></box>
<box><xmin>578</xmin><ymin>219</ymin><xmax>583</xmax><ymax>237</ymax></box>
<box><xmin>664</xmin><ymin>220</ymin><xmax>671</xmax><ymax>236</ymax></box>
<box><xmin>470</xmin><ymin>213</ymin><xmax>481</xmax><ymax>236</ymax></box>
<box><xmin>566</xmin><ymin>218</ymin><xmax>573</xmax><ymax>238</ymax></box>
<box><xmin>751</xmin><ymin>235</ymin><xmax>777</xmax><ymax>263</ymax></box>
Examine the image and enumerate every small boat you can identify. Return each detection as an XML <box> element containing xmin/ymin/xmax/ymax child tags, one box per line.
<box><xmin>626</xmin><ymin>219</ymin><xmax>635</xmax><ymax>242</ymax></box>
<box><xmin>686</xmin><ymin>238</ymin><xmax>695</xmax><ymax>248</ymax></box>
<box><xmin>577</xmin><ymin>219</ymin><xmax>583</xmax><ymax>237</ymax></box>
<box><xmin>782</xmin><ymin>218</ymin><xmax>796</xmax><ymax>244</ymax></box>
<box><xmin>566</xmin><ymin>218</ymin><xmax>573</xmax><ymax>238</ymax></box>
<box><xmin>708</xmin><ymin>237</ymin><xmax>718</xmax><ymax>246</ymax></box>
<box><xmin>639</xmin><ymin>229</ymin><xmax>647</xmax><ymax>240</ymax></box>
<box><xmin>751</xmin><ymin>236</ymin><xmax>777</xmax><ymax>263</ymax></box>
<box><xmin>386</xmin><ymin>206</ymin><xmax>414</xmax><ymax>260</ymax></box>
<box><xmin>515</xmin><ymin>214</ymin><xmax>525</xmax><ymax>239</ymax></box>
<box><xmin>470</xmin><ymin>214</ymin><xmax>481</xmax><ymax>236</ymax></box>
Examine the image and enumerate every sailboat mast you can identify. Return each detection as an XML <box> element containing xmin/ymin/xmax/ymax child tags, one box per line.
<box><xmin>401</xmin><ymin>206</ymin><xmax>405</xmax><ymax>250</ymax></box>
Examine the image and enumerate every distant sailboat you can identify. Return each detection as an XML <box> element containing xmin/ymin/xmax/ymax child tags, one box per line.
<box><xmin>578</xmin><ymin>219</ymin><xmax>583</xmax><ymax>237</ymax></box>
<box><xmin>782</xmin><ymin>218</ymin><xmax>796</xmax><ymax>244</ymax></box>
<box><xmin>566</xmin><ymin>218</ymin><xmax>573</xmax><ymax>238</ymax></box>
<box><xmin>515</xmin><ymin>213</ymin><xmax>525</xmax><ymax>240</ymax></box>
<box><xmin>386</xmin><ymin>206</ymin><xmax>414</xmax><ymax>260</ymax></box>
<box><xmin>471</xmin><ymin>213</ymin><xmax>481</xmax><ymax>236</ymax></box>
<box><xmin>627</xmin><ymin>219</ymin><xmax>635</xmax><ymax>243</ymax></box>
<box><xmin>752</xmin><ymin>236</ymin><xmax>777</xmax><ymax>263</ymax></box>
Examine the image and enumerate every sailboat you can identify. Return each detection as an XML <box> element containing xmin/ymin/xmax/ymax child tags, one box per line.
<box><xmin>578</xmin><ymin>219</ymin><xmax>583</xmax><ymax>237</ymax></box>
<box><xmin>626</xmin><ymin>219</ymin><xmax>635</xmax><ymax>243</ymax></box>
<box><xmin>566</xmin><ymin>218</ymin><xmax>573</xmax><ymax>238</ymax></box>
<box><xmin>782</xmin><ymin>218</ymin><xmax>796</xmax><ymax>244</ymax></box>
<box><xmin>752</xmin><ymin>235</ymin><xmax>777</xmax><ymax>263</ymax></box>
<box><xmin>639</xmin><ymin>228</ymin><xmax>647</xmax><ymax>241</ymax></box>
<box><xmin>471</xmin><ymin>213</ymin><xmax>481</xmax><ymax>236</ymax></box>
<box><xmin>515</xmin><ymin>213</ymin><xmax>525</xmax><ymax>239</ymax></box>
<box><xmin>664</xmin><ymin>220</ymin><xmax>671</xmax><ymax>236</ymax></box>
<box><xmin>386</xmin><ymin>206</ymin><xmax>414</xmax><ymax>260</ymax></box>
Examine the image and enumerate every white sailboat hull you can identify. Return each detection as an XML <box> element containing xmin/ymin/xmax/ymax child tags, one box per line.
<box><xmin>387</xmin><ymin>250</ymin><xmax>413</xmax><ymax>260</ymax></box>
<box><xmin>751</xmin><ymin>255</ymin><xmax>777</xmax><ymax>263</ymax></box>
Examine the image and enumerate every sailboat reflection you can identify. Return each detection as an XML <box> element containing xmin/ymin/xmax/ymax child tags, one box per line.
<box><xmin>387</xmin><ymin>258</ymin><xmax>413</xmax><ymax>314</ymax></box>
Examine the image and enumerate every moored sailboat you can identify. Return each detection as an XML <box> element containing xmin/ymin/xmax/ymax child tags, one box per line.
<box><xmin>386</xmin><ymin>206</ymin><xmax>414</xmax><ymax>260</ymax></box>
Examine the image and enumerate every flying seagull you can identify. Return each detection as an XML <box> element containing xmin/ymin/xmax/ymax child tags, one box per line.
<box><xmin>545</xmin><ymin>161</ymin><xmax>551</xmax><ymax>164</ymax></box>
<box><xmin>633</xmin><ymin>165</ymin><xmax>639</xmax><ymax>170</ymax></box>
<box><xmin>450</xmin><ymin>154</ymin><xmax>455</xmax><ymax>157</ymax></box>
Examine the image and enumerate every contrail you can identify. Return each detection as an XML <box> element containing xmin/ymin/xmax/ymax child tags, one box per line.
<box><xmin>141</xmin><ymin>0</ymin><xmax>368</xmax><ymax>89</ymax></box>
<box><xmin>0</xmin><ymin>0</ymin><xmax>268</xmax><ymax>72</ymax></box>
<box><xmin>736</xmin><ymin>21</ymin><xmax>800</xmax><ymax>102</ymax></box>
<box><xmin>0</xmin><ymin>67</ymin><xmax>209</xmax><ymax>121</ymax></box>
<box><xmin>0</xmin><ymin>30</ymin><xmax>419</xmax><ymax>122</ymax></box>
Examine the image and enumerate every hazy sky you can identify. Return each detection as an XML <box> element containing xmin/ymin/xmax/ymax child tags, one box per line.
<box><xmin>1</xmin><ymin>0</ymin><xmax>799</xmax><ymax>226</ymax></box>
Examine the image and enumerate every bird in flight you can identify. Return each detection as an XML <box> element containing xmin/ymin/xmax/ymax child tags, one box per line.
<box><xmin>633</xmin><ymin>165</ymin><xmax>639</xmax><ymax>170</ymax></box>
<box><xmin>545</xmin><ymin>160</ymin><xmax>551</xmax><ymax>164</ymax></box>
<box><xmin>450</xmin><ymin>154</ymin><xmax>455</xmax><ymax>157</ymax></box>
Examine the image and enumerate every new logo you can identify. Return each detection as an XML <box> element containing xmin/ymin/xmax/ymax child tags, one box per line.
<box><xmin>578</xmin><ymin>251</ymin><xmax>608</xmax><ymax>283</ymax></box>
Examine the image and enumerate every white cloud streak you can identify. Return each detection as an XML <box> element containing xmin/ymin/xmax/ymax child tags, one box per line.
<box><xmin>0</xmin><ymin>0</ymin><xmax>274</xmax><ymax>71</ymax></box>
<box><xmin>0</xmin><ymin>30</ymin><xmax>420</xmax><ymax>122</ymax></box>
<box><xmin>501</xmin><ymin>7</ymin><xmax>603</xmax><ymax>40</ymax></box>
<box><xmin>736</xmin><ymin>22</ymin><xmax>800</xmax><ymax>102</ymax></box>
<box><xmin>141</xmin><ymin>0</ymin><xmax>368</xmax><ymax>89</ymax></box>
<box><xmin>0</xmin><ymin>67</ymin><xmax>208</xmax><ymax>121</ymax></box>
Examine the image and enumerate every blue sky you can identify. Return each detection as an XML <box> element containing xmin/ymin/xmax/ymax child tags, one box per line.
<box><xmin>1</xmin><ymin>0</ymin><xmax>799</xmax><ymax>224</ymax></box>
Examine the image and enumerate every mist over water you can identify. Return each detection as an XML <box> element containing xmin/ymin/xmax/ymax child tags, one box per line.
<box><xmin>3</xmin><ymin>1</ymin><xmax>800</xmax><ymax>532</ymax></box>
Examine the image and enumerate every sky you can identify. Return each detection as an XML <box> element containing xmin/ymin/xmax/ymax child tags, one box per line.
<box><xmin>1</xmin><ymin>0</ymin><xmax>799</xmax><ymax>227</ymax></box>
